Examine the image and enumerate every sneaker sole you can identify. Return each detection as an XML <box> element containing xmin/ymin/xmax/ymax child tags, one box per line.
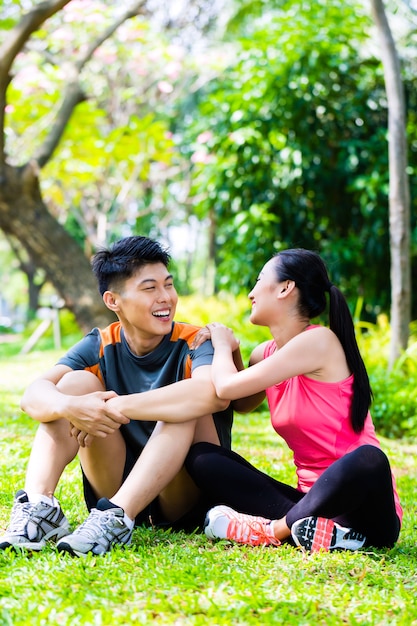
<box><xmin>0</xmin><ymin>540</ymin><xmax>45</xmax><ymax>552</ymax></box>
<box><xmin>292</xmin><ymin>517</ymin><xmax>366</xmax><ymax>553</ymax></box>
<box><xmin>0</xmin><ymin>525</ymin><xmax>70</xmax><ymax>552</ymax></box>
<box><xmin>57</xmin><ymin>541</ymin><xmax>83</xmax><ymax>558</ymax></box>
<box><xmin>57</xmin><ymin>535</ymin><xmax>132</xmax><ymax>558</ymax></box>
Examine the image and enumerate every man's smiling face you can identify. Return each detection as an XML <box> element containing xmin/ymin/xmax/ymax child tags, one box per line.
<box><xmin>108</xmin><ymin>262</ymin><xmax>178</xmax><ymax>342</ymax></box>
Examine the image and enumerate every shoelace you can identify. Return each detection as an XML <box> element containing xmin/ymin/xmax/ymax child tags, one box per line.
<box><xmin>227</xmin><ymin>513</ymin><xmax>280</xmax><ymax>546</ymax></box>
<box><xmin>73</xmin><ymin>509</ymin><xmax>123</xmax><ymax>539</ymax></box>
<box><xmin>8</xmin><ymin>501</ymin><xmax>38</xmax><ymax>533</ymax></box>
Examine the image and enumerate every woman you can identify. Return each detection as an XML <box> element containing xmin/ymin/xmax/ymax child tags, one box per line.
<box><xmin>185</xmin><ymin>249</ymin><xmax>402</xmax><ymax>553</ymax></box>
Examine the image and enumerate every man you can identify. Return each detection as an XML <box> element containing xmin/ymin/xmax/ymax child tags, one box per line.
<box><xmin>0</xmin><ymin>236</ymin><xmax>232</xmax><ymax>556</ymax></box>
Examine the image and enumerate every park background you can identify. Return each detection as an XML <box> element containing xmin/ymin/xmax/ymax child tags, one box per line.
<box><xmin>0</xmin><ymin>0</ymin><xmax>416</xmax><ymax>624</ymax></box>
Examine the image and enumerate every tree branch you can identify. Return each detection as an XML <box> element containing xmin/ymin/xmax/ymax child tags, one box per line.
<box><xmin>0</xmin><ymin>0</ymin><xmax>71</xmax><ymax>75</ymax></box>
<box><xmin>33</xmin><ymin>80</ymin><xmax>87</xmax><ymax>168</ymax></box>
<box><xmin>34</xmin><ymin>1</ymin><xmax>149</xmax><ymax>168</ymax></box>
<box><xmin>0</xmin><ymin>0</ymin><xmax>71</xmax><ymax>175</ymax></box>
<box><xmin>75</xmin><ymin>1</ymin><xmax>148</xmax><ymax>72</ymax></box>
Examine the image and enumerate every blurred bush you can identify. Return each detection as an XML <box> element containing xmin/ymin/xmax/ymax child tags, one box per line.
<box><xmin>176</xmin><ymin>293</ymin><xmax>272</xmax><ymax>364</ymax></box>
<box><xmin>357</xmin><ymin>317</ymin><xmax>417</xmax><ymax>440</ymax></box>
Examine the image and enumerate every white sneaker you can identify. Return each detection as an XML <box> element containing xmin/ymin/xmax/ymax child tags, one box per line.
<box><xmin>57</xmin><ymin>498</ymin><xmax>133</xmax><ymax>557</ymax></box>
<box><xmin>0</xmin><ymin>490</ymin><xmax>71</xmax><ymax>551</ymax></box>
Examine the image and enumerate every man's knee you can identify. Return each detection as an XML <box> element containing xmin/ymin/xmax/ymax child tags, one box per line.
<box><xmin>33</xmin><ymin>419</ymin><xmax>79</xmax><ymax>462</ymax></box>
<box><xmin>57</xmin><ymin>370</ymin><xmax>104</xmax><ymax>395</ymax></box>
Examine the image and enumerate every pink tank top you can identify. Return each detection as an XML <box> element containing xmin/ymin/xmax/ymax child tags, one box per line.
<box><xmin>263</xmin><ymin>337</ymin><xmax>403</xmax><ymax>522</ymax></box>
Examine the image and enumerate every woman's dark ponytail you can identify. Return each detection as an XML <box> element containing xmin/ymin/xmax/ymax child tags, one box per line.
<box><xmin>327</xmin><ymin>285</ymin><xmax>372</xmax><ymax>432</ymax></box>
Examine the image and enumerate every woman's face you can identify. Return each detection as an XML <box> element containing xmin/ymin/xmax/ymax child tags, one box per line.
<box><xmin>248</xmin><ymin>259</ymin><xmax>282</xmax><ymax>325</ymax></box>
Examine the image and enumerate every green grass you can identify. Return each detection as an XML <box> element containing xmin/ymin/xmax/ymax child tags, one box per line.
<box><xmin>0</xmin><ymin>348</ymin><xmax>416</xmax><ymax>625</ymax></box>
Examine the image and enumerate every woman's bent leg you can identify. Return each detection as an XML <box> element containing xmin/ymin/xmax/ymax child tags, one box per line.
<box><xmin>185</xmin><ymin>442</ymin><xmax>302</xmax><ymax>521</ymax></box>
<box><xmin>286</xmin><ymin>445</ymin><xmax>400</xmax><ymax>548</ymax></box>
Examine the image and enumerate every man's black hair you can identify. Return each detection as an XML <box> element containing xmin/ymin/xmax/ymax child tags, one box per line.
<box><xmin>91</xmin><ymin>236</ymin><xmax>171</xmax><ymax>296</ymax></box>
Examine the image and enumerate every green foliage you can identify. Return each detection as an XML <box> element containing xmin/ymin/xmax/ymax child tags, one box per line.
<box><xmin>358</xmin><ymin>319</ymin><xmax>417</xmax><ymax>439</ymax></box>
<box><xmin>352</xmin><ymin>315</ymin><xmax>417</xmax><ymax>439</ymax></box>
<box><xmin>371</xmin><ymin>368</ymin><xmax>417</xmax><ymax>439</ymax></box>
<box><xmin>4</xmin><ymin>0</ymin><xmax>417</xmax><ymax>327</ymax></box>
<box><xmin>176</xmin><ymin>0</ymin><xmax>417</xmax><ymax>318</ymax></box>
<box><xmin>4</xmin><ymin>2</ymin><xmax>188</xmax><ymax>259</ymax></box>
<box><xmin>0</xmin><ymin>0</ymin><xmax>29</xmax><ymax>35</ymax></box>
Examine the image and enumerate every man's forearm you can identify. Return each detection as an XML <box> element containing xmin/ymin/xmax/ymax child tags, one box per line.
<box><xmin>108</xmin><ymin>377</ymin><xmax>229</xmax><ymax>423</ymax></box>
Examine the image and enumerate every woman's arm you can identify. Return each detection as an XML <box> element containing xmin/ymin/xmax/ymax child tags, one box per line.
<box><xmin>190</xmin><ymin>325</ymin><xmax>265</xmax><ymax>413</ymax></box>
<box><xmin>230</xmin><ymin>344</ymin><xmax>266</xmax><ymax>413</ymax></box>
<box><xmin>208</xmin><ymin>323</ymin><xmax>348</xmax><ymax>401</ymax></box>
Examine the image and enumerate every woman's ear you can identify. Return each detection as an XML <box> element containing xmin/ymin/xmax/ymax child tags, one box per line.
<box><xmin>103</xmin><ymin>290</ymin><xmax>119</xmax><ymax>312</ymax></box>
<box><xmin>277</xmin><ymin>280</ymin><xmax>296</xmax><ymax>298</ymax></box>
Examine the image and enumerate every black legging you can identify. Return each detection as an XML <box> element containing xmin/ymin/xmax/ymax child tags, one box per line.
<box><xmin>185</xmin><ymin>443</ymin><xmax>401</xmax><ymax>548</ymax></box>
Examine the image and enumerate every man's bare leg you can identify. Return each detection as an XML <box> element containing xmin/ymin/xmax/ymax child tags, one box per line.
<box><xmin>81</xmin><ymin>419</ymin><xmax>196</xmax><ymax>521</ymax></box>
<box><xmin>0</xmin><ymin>371</ymin><xmax>118</xmax><ymax>552</ymax></box>
<box><xmin>89</xmin><ymin>414</ymin><xmax>220</xmax><ymax>523</ymax></box>
<box><xmin>157</xmin><ymin>414</ymin><xmax>220</xmax><ymax>521</ymax></box>
<box><xmin>54</xmin><ymin>413</ymin><xmax>223</xmax><ymax>556</ymax></box>
<box><xmin>77</xmin><ymin>427</ymin><xmax>126</xmax><ymax>500</ymax></box>
<box><xmin>24</xmin><ymin>371</ymin><xmax>107</xmax><ymax>499</ymax></box>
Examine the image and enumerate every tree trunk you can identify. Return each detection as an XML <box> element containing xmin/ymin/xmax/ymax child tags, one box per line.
<box><xmin>369</xmin><ymin>0</ymin><xmax>411</xmax><ymax>368</ymax></box>
<box><xmin>0</xmin><ymin>162</ymin><xmax>114</xmax><ymax>332</ymax></box>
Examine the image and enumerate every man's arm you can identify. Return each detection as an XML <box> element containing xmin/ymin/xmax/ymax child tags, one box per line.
<box><xmin>106</xmin><ymin>365</ymin><xmax>229</xmax><ymax>423</ymax></box>
<box><xmin>20</xmin><ymin>364</ymin><xmax>129</xmax><ymax>437</ymax></box>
